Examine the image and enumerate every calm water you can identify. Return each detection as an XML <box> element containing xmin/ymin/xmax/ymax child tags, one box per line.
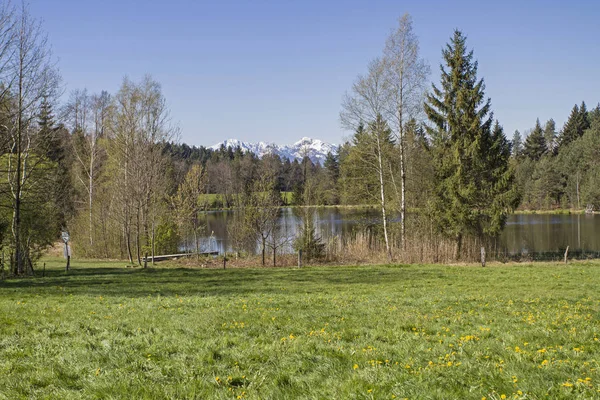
<box><xmin>188</xmin><ymin>208</ymin><xmax>600</xmax><ymax>257</ymax></box>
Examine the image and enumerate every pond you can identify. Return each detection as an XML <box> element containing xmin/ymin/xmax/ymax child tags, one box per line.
<box><xmin>187</xmin><ymin>208</ymin><xmax>600</xmax><ymax>258</ymax></box>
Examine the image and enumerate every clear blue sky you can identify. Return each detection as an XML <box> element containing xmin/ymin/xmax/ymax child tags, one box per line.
<box><xmin>30</xmin><ymin>0</ymin><xmax>600</xmax><ymax>147</ymax></box>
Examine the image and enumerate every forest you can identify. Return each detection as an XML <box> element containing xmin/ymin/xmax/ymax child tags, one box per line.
<box><xmin>0</xmin><ymin>4</ymin><xmax>599</xmax><ymax>275</ymax></box>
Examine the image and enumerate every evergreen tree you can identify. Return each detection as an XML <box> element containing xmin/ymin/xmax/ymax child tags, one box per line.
<box><xmin>523</xmin><ymin>119</ymin><xmax>546</xmax><ymax>161</ymax></box>
<box><xmin>560</xmin><ymin>104</ymin><xmax>580</xmax><ymax>148</ymax></box>
<box><xmin>324</xmin><ymin>151</ymin><xmax>339</xmax><ymax>183</ymax></box>
<box><xmin>543</xmin><ymin>118</ymin><xmax>557</xmax><ymax>155</ymax></box>
<box><xmin>578</xmin><ymin>101</ymin><xmax>590</xmax><ymax>133</ymax></box>
<box><xmin>424</xmin><ymin>30</ymin><xmax>519</xmax><ymax>258</ymax></box>
<box><xmin>588</xmin><ymin>103</ymin><xmax>600</xmax><ymax>131</ymax></box>
<box><xmin>322</xmin><ymin>151</ymin><xmax>340</xmax><ymax>205</ymax></box>
<box><xmin>559</xmin><ymin>102</ymin><xmax>590</xmax><ymax>148</ymax></box>
<box><xmin>511</xmin><ymin>130</ymin><xmax>523</xmax><ymax>158</ymax></box>
<box><xmin>37</xmin><ymin>96</ymin><xmax>74</xmax><ymax>228</ymax></box>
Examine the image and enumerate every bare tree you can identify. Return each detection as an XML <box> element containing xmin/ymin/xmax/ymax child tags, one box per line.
<box><xmin>67</xmin><ymin>89</ymin><xmax>110</xmax><ymax>252</ymax></box>
<box><xmin>382</xmin><ymin>14</ymin><xmax>429</xmax><ymax>249</ymax></box>
<box><xmin>6</xmin><ymin>4</ymin><xmax>60</xmax><ymax>274</ymax></box>
<box><xmin>109</xmin><ymin>76</ymin><xmax>176</xmax><ymax>265</ymax></box>
<box><xmin>242</xmin><ymin>172</ymin><xmax>280</xmax><ymax>266</ymax></box>
<box><xmin>340</xmin><ymin>59</ymin><xmax>393</xmax><ymax>260</ymax></box>
<box><xmin>172</xmin><ymin>163</ymin><xmax>207</xmax><ymax>259</ymax></box>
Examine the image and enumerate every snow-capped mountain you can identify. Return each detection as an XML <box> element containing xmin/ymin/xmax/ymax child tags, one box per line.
<box><xmin>209</xmin><ymin>137</ymin><xmax>337</xmax><ymax>164</ymax></box>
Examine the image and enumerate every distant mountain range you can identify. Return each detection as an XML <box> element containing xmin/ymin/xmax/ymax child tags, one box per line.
<box><xmin>209</xmin><ymin>137</ymin><xmax>337</xmax><ymax>164</ymax></box>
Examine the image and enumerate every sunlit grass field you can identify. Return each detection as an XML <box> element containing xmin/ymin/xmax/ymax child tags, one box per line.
<box><xmin>1</xmin><ymin>259</ymin><xmax>600</xmax><ymax>399</ymax></box>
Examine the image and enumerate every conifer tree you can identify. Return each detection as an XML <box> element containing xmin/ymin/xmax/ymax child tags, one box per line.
<box><xmin>523</xmin><ymin>119</ymin><xmax>546</xmax><ymax>161</ymax></box>
<box><xmin>559</xmin><ymin>102</ymin><xmax>589</xmax><ymax>148</ymax></box>
<box><xmin>543</xmin><ymin>118</ymin><xmax>557</xmax><ymax>155</ymax></box>
<box><xmin>511</xmin><ymin>130</ymin><xmax>523</xmax><ymax>158</ymax></box>
<box><xmin>424</xmin><ymin>30</ymin><xmax>519</xmax><ymax>259</ymax></box>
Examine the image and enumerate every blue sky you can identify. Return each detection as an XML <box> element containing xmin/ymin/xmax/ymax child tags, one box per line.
<box><xmin>30</xmin><ymin>0</ymin><xmax>600</xmax><ymax>146</ymax></box>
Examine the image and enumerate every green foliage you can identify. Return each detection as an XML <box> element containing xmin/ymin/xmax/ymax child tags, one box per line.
<box><xmin>425</xmin><ymin>31</ymin><xmax>519</xmax><ymax>254</ymax></box>
<box><xmin>559</xmin><ymin>102</ymin><xmax>590</xmax><ymax>148</ymax></box>
<box><xmin>154</xmin><ymin>220</ymin><xmax>180</xmax><ymax>255</ymax></box>
<box><xmin>511</xmin><ymin>130</ymin><xmax>523</xmax><ymax>158</ymax></box>
<box><xmin>293</xmin><ymin>210</ymin><xmax>325</xmax><ymax>261</ymax></box>
<box><xmin>523</xmin><ymin>119</ymin><xmax>546</xmax><ymax>161</ymax></box>
<box><xmin>339</xmin><ymin>119</ymin><xmax>395</xmax><ymax>206</ymax></box>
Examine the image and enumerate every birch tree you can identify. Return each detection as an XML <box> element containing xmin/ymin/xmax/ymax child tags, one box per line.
<box><xmin>340</xmin><ymin>59</ymin><xmax>393</xmax><ymax>259</ymax></box>
<box><xmin>5</xmin><ymin>4</ymin><xmax>60</xmax><ymax>274</ymax></box>
<box><xmin>382</xmin><ymin>14</ymin><xmax>429</xmax><ymax>249</ymax></box>
<box><xmin>68</xmin><ymin>90</ymin><xmax>110</xmax><ymax>252</ymax></box>
<box><xmin>109</xmin><ymin>76</ymin><xmax>176</xmax><ymax>265</ymax></box>
<box><xmin>172</xmin><ymin>163</ymin><xmax>206</xmax><ymax>258</ymax></box>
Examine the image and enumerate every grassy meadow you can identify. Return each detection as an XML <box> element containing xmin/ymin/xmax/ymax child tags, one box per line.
<box><xmin>1</xmin><ymin>259</ymin><xmax>600</xmax><ymax>399</ymax></box>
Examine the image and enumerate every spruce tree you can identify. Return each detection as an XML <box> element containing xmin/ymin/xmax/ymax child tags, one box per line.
<box><xmin>578</xmin><ymin>101</ymin><xmax>590</xmax><ymax>133</ymax></box>
<box><xmin>37</xmin><ymin>96</ymin><xmax>74</xmax><ymax>228</ymax></box>
<box><xmin>424</xmin><ymin>30</ymin><xmax>519</xmax><ymax>259</ymax></box>
<box><xmin>523</xmin><ymin>119</ymin><xmax>546</xmax><ymax>161</ymax></box>
<box><xmin>589</xmin><ymin>103</ymin><xmax>600</xmax><ymax>131</ymax></box>
<box><xmin>543</xmin><ymin>118</ymin><xmax>557</xmax><ymax>155</ymax></box>
<box><xmin>511</xmin><ymin>130</ymin><xmax>523</xmax><ymax>158</ymax></box>
<box><xmin>559</xmin><ymin>102</ymin><xmax>589</xmax><ymax>148</ymax></box>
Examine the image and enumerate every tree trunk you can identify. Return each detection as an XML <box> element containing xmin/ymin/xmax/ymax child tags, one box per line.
<box><xmin>125</xmin><ymin>226</ymin><xmax>133</xmax><ymax>264</ymax></box>
<box><xmin>454</xmin><ymin>233</ymin><xmax>462</xmax><ymax>261</ymax></box>
<box><xmin>376</xmin><ymin>135</ymin><xmax>392</xmax><ymax>261</ymax></box>
<box><xmin>151</xmin><ymin>221</ymin><xmax>156</xmax><ymax>266</ymax></box>
<box><xmin>194</xmin><ymin>224</ymin><xmax>199</xmax><ymax>260</ymax></box>
<box><xmin>399</xmin><ymin>140</ymin><xmax>406</xmax><ymax>251</ymax></box>
<box><xmin>136</xmin><ymin>220</ymin><xmax>142</xmax><ymax>266</ymax></box>
<box><xmin>89</xmin><ymin>152</ymin><xmax>94</xmax><ymax>249</ymax></box>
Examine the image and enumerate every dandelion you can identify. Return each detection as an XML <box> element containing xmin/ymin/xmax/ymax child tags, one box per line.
<box><xmin>353</xmin><ymin>364</ymin><xmax>358</xmax><ymax>370</ymax></box>
<box><xmin>562</xmin><ymin>382</ymin><xmax>573</xmax><ymax>388</ymax></box>
<box><xmin>500</xmin><ymin>395</ymin><xmax>506</xmax><ymax>400</ymax></box>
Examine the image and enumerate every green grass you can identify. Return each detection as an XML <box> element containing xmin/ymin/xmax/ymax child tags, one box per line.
<box><xmin>513</xmin><ymin>208</ymin><xmax>583</xmax><ymax>215</ymax></box>
<box><xmin>1</xmin><ymin>259</ymin><xmax>600</xmax><ymax>399</ymax></box>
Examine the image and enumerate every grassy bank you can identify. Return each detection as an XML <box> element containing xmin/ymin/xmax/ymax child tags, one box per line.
<box><xmin>1</xmin><ymin>259</ymin><xmax>600</xmax><ymax>399</ymax></box>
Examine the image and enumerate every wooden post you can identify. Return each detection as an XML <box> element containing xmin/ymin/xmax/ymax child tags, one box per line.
<box><xmin>298</xmin><ymin>249</ymin><xmax>302</xmax><ymax>268</ymax></box>
<box><xmin>223</xmin><ymin>255</ymin><xmax>226</xmax><ymax>270</ymax></box>
<box><xmin>481</xmin><ymin>246</ymin><xmax>486</xmax><ymax>267</ymax></box>
<box><xmin>564</xmin><ymin>246</ymin><xmax>569</xmax><ymax>264</ymax></box>
<box><xmin>43</xmin><ymin>263</ymin><xmax>45</xmax><ymax>278</ymax></box>
<box><xmin>144</xmin><ymin>253</ymin><xmax>148</xmax><ymax>269</ymax></box>
<box><xmin>66</xmin><ymin>255</ymin><xmax>70</xmax><ymax>272</ymax></box>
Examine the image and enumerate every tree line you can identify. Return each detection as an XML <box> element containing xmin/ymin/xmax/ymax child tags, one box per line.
<box><xmin>2</xmin><ymin>4</ymin><xmax>596</xmax><ymax>274</ymax></box>
<box><xmin>513</xmin><ymin>102</ymin><xmax>600</xmax><ymax>210</ymax></box>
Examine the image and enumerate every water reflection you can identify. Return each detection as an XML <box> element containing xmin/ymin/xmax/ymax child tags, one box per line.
<box><xmin>188</xmin><ymin>209</ymin><xmax>600</xmax><ymax>256</ymax></box>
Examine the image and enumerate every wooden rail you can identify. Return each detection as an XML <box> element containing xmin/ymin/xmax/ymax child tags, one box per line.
<box><xmin>142</xmin><ymin>252</ymin><xmax>219</xmax><ymax>263</ymax></box>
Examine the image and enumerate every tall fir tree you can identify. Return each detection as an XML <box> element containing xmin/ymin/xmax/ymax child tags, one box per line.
<box><xmin>589</xmin><ymin>103</ymin><xmax>600</xmax><ymax>131</ymax></box>
<box><xmin>559</xmin><ymin>102</ymin><xmax>590</xmax><ymax>148</ymax></box>
<box><xmin>543</xmin><ymin>118</ymin><xmax>557</xmax><ymax>155</ymax></box>
<box><xmin>511</xmin><ymin>130</ymin><xmax>523</xmax><ymax>158</ymax></box>
<box><xmin>424</xmin><ymin>30</ymin><xmax>519</xmax><ymax>259</ymax></box>
<box><xmin>37</xmin><ymin>95</ymin><xmax>74</xmax><ymax>229</ymax></box>
<box><xmin>523</xmin><ymin>119</ymin><xmax>546</xmax><ymax>161</ymax></box>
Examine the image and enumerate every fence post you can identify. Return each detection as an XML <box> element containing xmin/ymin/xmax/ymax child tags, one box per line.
<box><xmin>481</xmin><ymin>246</ymin><xmax>486</xmax><ymax>267</ymax></box>
<box><xmin>223</xmin><ymin>255</ymin><xmax>226</xmax><ymax>270</ymax></box>
<box><xmin>564</xmin><ymin>246</ymin><xmax>569</xmax><ymax>264</ymax></box>
<box><xmin>298</xmin><ymin>249</ymin><xmax>302</xmax><ymax>268</ymax></box>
